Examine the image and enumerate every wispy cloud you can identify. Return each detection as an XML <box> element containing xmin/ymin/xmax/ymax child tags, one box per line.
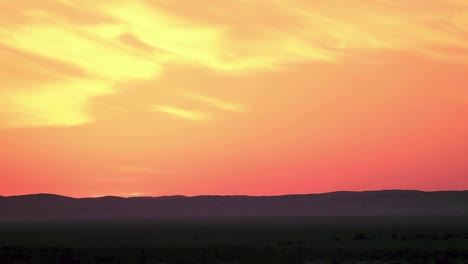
<box><xmin>150</xmin><ymin>105</ymin><xmax>210</xmax><ymax>122</ymax></box>
<box><xmin>181</xmin><ymin>92</ymin><xmax>247</xmax><ymax>113</ymax></box>
<box><xmin>114</xmin><ymin>166</ymin><xmax>180</xmax><ymax>175</ymax></box>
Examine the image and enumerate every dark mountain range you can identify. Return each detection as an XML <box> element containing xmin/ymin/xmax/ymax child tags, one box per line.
<box><xmin>1</xmin><ymin>190</ymin><xmax>467</xmax><ymax>221</ymax></box>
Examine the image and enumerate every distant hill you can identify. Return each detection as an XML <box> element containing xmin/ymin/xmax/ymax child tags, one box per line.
<box><xmin>1</xmin><ymin>190</ymin><xmax>467</xmax><ymax>221</ymax></box>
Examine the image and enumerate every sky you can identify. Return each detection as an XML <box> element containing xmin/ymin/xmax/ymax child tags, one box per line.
<box><xmin>1</xmin><ymin>0</ymin><xmax>467</xmax><ymax>197</ymax></box>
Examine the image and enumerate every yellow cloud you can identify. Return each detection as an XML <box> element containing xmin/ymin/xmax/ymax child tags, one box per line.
<box><xmin>0</xmin><ymin>25</ymin><xmax>163</xmax><ymax>81</ymax></box>
<box><xmin>270</xmin><ymin>0</ymin><xmax>468</xmax><ymax>61</ymax></box>
<box><xmin>0</xmin><ymin>4</ymin><xmax>166</xmax><ymax>128</ymax></box>
<box><xmin>150</xmin><ymin>105</ymin><xmax>210</xmax><ymax>122</ymax></box>
<box><xmin>1</xmin><ymin>79</ymin><xmax>111</xmax><ymax>128</ymax></box>
<box><xmin>99</xmin><ymin>1</ymin><xmax>337</xmax><ymax>71</ymax></box>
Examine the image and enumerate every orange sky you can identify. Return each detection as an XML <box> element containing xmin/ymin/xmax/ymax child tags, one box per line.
<box><xmin>1</xmin><ymin>0</ymin><xmax>467</xmax><ymax>197</ymax></box>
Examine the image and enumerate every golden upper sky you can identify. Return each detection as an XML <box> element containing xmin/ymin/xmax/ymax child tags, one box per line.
<box><xmin>1</xmin><ymin>0</ymin><xmax>467</xmax><ymax>128</ymax></box>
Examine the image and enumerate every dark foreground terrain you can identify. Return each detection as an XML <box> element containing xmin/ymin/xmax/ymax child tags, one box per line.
<box><xmin>0</xmin><ymin>216</ymin><xmax>467</xmax><ymax>264</ymax></box>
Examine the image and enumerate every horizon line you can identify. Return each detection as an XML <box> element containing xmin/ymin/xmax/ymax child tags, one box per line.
<box><xmin>2</xmin><ymin>189</ymin><xmax>468</xmax><ymax>199</ymax></box>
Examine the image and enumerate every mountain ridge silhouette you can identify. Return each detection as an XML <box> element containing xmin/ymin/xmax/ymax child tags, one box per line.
<box><xmin>3</xmin><ymin>189</ymin><xmax>430</xmax><ymax>199</ymax></box>
<box><xmin>1</xmin><ymin>190</ymin><xmax>467</xmax><ymax>221</ymax></box>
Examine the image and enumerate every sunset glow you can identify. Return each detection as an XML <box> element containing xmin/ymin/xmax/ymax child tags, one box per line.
<box><xmin>1</xmin><ymin>0</ymin><xmax>467</xmax><ymax>197</ymax></box>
